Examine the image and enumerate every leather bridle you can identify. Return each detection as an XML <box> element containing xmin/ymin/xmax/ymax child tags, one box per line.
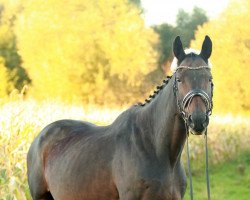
<box><xmin>173</xmin><ymin>65</ymin><xmax>213</xmax><ymax>200</ymax></box>
<box><xmin>173</xmin><ymin>65</ymin><xmax>213</xmax><ymax>123</ymax></box>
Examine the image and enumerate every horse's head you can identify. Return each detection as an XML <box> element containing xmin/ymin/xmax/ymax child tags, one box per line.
<box><xmin>172</xmin><ymin>36</ymin><xmax>213</xmax><ymax>135</ymax></box>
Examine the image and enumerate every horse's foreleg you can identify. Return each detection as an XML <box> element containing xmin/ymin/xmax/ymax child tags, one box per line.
<box><xmin>33</xmin><ymin>192</ymin><xmax>54</xmax><ymax>200</ymax></box>
<box><xmin>27</xmin><ymin>139</ymin><xmax>54</xmax><ymax>200</ymax></box>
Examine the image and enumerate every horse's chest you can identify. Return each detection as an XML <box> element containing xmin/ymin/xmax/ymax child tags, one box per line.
<box><xmin>130</xmin><ymin>178</ymin><xmax>182</xmax><ymax>200</ymax></box>
<box><xmin>113</xmin><ymin>144</ymin><xmax>186</xmax><ymax>199</ymax></box>
<box><xmin>115</xmin><ymin>172</ymin><xmax>185</xmax><ymax>200</ymax></box>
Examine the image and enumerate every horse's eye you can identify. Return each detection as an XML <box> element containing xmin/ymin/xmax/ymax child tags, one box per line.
<box><xmin>176</xmin><ymin>77</ymin><xmax>181</xmax><ymax>83</ymax></box>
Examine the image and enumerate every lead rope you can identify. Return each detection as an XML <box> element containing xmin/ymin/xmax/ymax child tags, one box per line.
<box><xmin>205</xmin><ymin>129</ymin><xmax>211</xmax><ymax>200</ymax></box>
<box><xmin>185</xmin><ymin>123</ymin><xmax>194</xmax><ymax>200</ymax></box>
<box><xmin>186</xmin><ymin>126</ymin><xmax>211</xmax><ymax>200</ymax></box>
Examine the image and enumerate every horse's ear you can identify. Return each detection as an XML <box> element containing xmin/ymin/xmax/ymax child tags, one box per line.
<box><xmin>173</xmin><ymin>36</ymin><xmax>185</xmax><ymax>61</ymax></box>
<box><xmin>200</xmin><ymin>35</ymin><xmax>212</xmax><ymax>60</ymax></box>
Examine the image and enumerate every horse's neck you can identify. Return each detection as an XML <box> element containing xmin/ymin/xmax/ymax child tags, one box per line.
<box><xmin>136</xmin><ymin>78</ymin><xmax>186</xmax><ymax>167</ymax></box>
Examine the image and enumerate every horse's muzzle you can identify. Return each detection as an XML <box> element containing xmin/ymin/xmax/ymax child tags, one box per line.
<box><xmin>187</xmin><ymin>111</ymin><xmax>209</xmax><ymax>135</ymax></box>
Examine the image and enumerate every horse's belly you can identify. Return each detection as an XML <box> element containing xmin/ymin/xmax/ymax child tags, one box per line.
<box><xmin>45</xmin><ymin>165</ymin><xmax>119</xmax><ymax>200</ymax></box>
<box><xmin>49</xmin><ymin>184</ymin><xmax>118</xmax><ymax>200</ymax></box>
<box><xmin>44</xmin><ymin>136</ymin><xmax>118</xmax><ymax>199</ymax></box>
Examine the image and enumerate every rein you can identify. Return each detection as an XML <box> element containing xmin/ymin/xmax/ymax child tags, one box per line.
<box><xmin>174</xmin><ymin>65</ymin><xmax>213</xmax><ymax>200</ymax></box>
<box><xmin>186</xmin><ymin>127</ymin><xmax>211</xmax><ymax>200</ymax></box>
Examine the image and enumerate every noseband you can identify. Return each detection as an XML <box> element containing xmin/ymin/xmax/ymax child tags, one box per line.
<box><xmin>173</xmin><ymin>65</ymin><xmax>213</xmax><ymax>200</ymax></box>
<box><xmin>181</xmin><ymin>89</ymin><xmax>212</xmax><ymax>119</ymax></box>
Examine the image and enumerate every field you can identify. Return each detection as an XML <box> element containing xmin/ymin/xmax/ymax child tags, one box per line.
<box><xmin>0</xmin><ymin>99</ymin><xmax>250</xmax><ymax>200</ymax></box>
<box><xmin>183</xmin><ymin>150</ymin><xmax>250</xmax><ymax>200</ymax></box>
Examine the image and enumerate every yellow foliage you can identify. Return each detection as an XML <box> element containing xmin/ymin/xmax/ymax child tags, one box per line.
<box><xmin>191</xmin><ymin>0</ymin><xmax>250</xmax><ymax>114</ymax></box>
<box><xmin>14</xmin><ymin>0</ymin><xmax>158</xmax><ymax>104</ymax></box>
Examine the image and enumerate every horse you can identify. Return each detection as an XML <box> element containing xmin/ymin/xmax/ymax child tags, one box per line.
<box><xmin>27</xmin><ymin>35</ymin><xmax>213</xmax><ymax>200</ymax></box>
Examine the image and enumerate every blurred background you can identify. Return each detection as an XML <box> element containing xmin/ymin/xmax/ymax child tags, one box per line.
<box><xmin>0</xmin><ymin>0</ymin><xmax>249</xmax><ymax>199</ymax></box>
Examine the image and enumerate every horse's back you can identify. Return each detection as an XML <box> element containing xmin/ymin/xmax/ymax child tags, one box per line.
<box><xmin>37</xmin><ymin>119</ymin><xmax>96</xmax><ymax>145</ymax></box>
<box><xmin>27</xmin><ymin>119</ymin><xmax>102</xmax><ymax>200</ymax></box>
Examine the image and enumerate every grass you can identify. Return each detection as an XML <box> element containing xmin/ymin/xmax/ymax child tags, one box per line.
<box><xmin>0</xmin><ymin>99</ymin><xmax>250</xmax><ymax>199</ymax></box>
<box><xmin>184</xmin><ymin>150</ymin><xmax>250</xmax><ymax>200</ymax></box>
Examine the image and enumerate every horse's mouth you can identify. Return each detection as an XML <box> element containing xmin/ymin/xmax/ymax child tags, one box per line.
<box><xmin>189</xmin><ymin>127</ymin><xmax>206</xmax><ymax>135</ymax></box>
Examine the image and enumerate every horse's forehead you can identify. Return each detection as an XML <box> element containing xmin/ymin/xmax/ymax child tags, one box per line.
<box><xmin>179</xmin><ymin>56</ymin><xmax>211</xmax><ymax>78</ymax></box>
<box><xmin>181</xmin><ymin>55</ymin><xmax>207</xmax><ymax>66</ymax></box>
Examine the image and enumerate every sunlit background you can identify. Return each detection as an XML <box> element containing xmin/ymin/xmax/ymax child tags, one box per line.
<box><xmin>142</xmin><ymin>0</ymin><xmax>230</xmax><ymax>26</ymax></box>
<box><xmin>0</xmin><ymin>0</ymin><xmax>249</xmax><ymax>199</ymax></box>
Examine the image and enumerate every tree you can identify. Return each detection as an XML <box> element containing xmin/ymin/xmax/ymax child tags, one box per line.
<box><xmin>153</xmin><ymin>24</ymin><xmax>177</xmax><ymax>74</ymax></box>
<box><xmin>176</xmin><ymin>7</ymin><xmax>208</xmax><ymax>47</ymax></box>
<box><xmin>153</xmin><ymin>7</ymin><xmax>208</xmax><ymax>75</ymax></box>
<box><xmin>192</xmin><ymin>0</ymin><xmax>250</xmax><ymax>114</ymax></box>
<box><xmin>0</xmin><ymin>3</ymin><xmax>31</xmax><ymax>94</ymax></box>
<box><xmin>15</xmin><ymin>0</ymin><xmax>158</xmax><ymax>104</ymax></box>
<box><xmin>0</xmin><ymin>56</ymin><xmax>9</xmax><ymax>97</ymax></box>
<box><xmin>129</xmin><ymin>0</ymin><xmax>141</xmax><ymax>8</ymax></box>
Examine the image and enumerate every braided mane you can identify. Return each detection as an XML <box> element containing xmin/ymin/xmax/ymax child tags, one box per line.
<box><xmin>136</xmin><ymin>75</ymin><xmax>172</xmax><ymax>107</ymax></box>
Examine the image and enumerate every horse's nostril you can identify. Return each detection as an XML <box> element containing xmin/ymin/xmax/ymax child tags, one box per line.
<box><xmin>203</xmin><ymin>115</ymin><xmax>209</xmax><ymax>128</ymax></box>
<box><xmin>187</xmin><ymin>112</ymin><xmax>209</xmax><ymax>134</ymax></box>
<box><xmin>188</xmin><ymin>115</ymin><xmax>192</xmax><ymax>123</ymax></box>
<box><xmin>188</xmin><ymin>115</ymin><xmax>194</xmax><ymax>128</ymax></box>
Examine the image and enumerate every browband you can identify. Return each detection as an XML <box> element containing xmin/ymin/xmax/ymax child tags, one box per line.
<box><xmin>176</xmin><ymin>66</ymin><xmax>211</xmax><ymax>70</ymax></box>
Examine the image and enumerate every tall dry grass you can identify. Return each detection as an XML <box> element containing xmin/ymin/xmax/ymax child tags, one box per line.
<box><xmin>0</xmin><ymin>99</ymin><xmax>249</xmax><ymax>199</ymax></box>
<box><xmin>0</xmin><ymin>99</ymin><xmax>122</xmax><ymax>199</ymax></box>
<box><xmin>184</xmin><ymin>114</ymin><xmax>250</xmax><ymax>171</ymax></box>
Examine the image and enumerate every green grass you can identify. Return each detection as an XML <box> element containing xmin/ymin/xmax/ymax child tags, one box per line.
<box><xmin>184</xmin><ymin>150</ymin><xmax>250</xmax><ymax>200</ymax></box>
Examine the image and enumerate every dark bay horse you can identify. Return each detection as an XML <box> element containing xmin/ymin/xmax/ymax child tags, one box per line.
<box><xmin>27</xmin><ymin>36</ymin><xmax>213</xmax><ymax>200</ymax></box>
